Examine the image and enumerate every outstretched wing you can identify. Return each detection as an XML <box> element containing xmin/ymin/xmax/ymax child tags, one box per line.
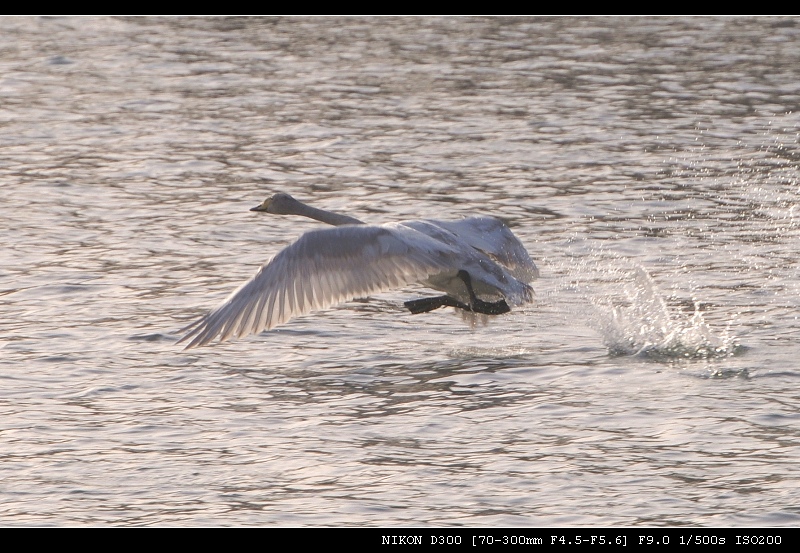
<box><xmin>178</xmin><ymin>225</ymin><xmax>457</xmax><ymax>348</ymax></box>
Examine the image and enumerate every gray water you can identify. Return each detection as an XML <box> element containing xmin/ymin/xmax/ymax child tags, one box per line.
<box><xmin>1</xmin><ymin>17</ymin><xmax>799</xmax><ymax>526</ymax></box>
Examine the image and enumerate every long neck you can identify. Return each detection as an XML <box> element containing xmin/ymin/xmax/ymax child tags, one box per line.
<box><xmin>296</xmin><ymin>203</ymin><xmax>365</xmax><ymax>226</ymax></box>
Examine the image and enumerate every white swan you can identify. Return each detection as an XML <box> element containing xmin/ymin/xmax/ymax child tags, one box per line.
<box><xmin>178</xmin><ymin>193</ymin><xmax>538</xmax><ymax>349</ymax></box>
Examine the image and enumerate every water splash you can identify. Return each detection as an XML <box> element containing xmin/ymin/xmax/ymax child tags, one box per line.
<box><xmin>590</xmin><ymin>267</ymin><xmax>740</xmax><ymax>360</ymax></box>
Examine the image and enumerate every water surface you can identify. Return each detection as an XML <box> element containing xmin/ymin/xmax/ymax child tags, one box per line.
<box><xmin>1</xmin><ymin>17</ymin><xmax>799</xmax><ymax>526</ymax></box>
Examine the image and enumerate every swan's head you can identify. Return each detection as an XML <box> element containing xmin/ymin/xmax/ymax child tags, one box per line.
<box><xmin>250</xmin><ymin>193</ymin><xmax>302</xmax><ymax>215</ymax></box>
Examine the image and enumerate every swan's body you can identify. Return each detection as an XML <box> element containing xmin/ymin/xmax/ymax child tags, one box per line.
<box><xmin>178</xmin><ymin>193</ymin><xmax>538</xmax><ymax>349</ymax></box>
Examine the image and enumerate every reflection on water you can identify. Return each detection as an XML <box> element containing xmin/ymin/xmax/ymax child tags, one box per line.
<box><xmin>1</xmin><ymin>17</ymin><xmax>799</xmax><ymax>526</ymax></box>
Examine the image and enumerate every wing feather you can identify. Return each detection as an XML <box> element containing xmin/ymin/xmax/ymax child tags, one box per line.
<box><xmin>431</xmin><ymin>217</ymin><xmax>539</xmax><ymax>281</ymax></box>
<box><xmin>179</xmin><ymin>225</ymin><xmax>457</xmax><ymax>348</ymax></box>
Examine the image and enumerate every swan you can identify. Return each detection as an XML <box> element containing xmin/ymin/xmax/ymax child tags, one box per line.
<box><xmin>178</xmin><ymin>193</ymin><xmax>538</xmax><ymax>349</ymax></box>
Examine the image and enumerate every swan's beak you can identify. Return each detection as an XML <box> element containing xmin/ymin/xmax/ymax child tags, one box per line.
<box><xmin>250</xmin><ymin>199</ymin><xmax>270</xmax><ymax>212</ymax></box>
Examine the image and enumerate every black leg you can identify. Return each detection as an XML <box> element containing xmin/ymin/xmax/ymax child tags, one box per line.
<box><xmin>404</xmin><ymin>272</ymin><xmax>511</xmax><ymax>316</ymax></box>
<box><xmin>457</xmin><ymin>270</ymin><xmax>511</xmax><ymax>315</ymax></box>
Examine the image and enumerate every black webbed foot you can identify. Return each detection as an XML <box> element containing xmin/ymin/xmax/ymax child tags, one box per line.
<box><xmin>404</xmin><ymin>295</ymin><xmax>469</xmax><ymax>314</ymax></box>
<box><xmin>405</xmin><ymin>270</ymin><xmax>511</xmax><ymax>316</ymax></box>
<box><xmin>404</xmin><ymin>295</ymin><xmax>510</xmax><ymax>315</ymax></box>
<box><xmin>469</xmin><ymin>298</ymin><xmax>511</xmax><ymax>315</ymax></box>
<box><xmin>456</xmin><ymin>269</ymin><xmax>511</xmax><ymax>315</ymax></box>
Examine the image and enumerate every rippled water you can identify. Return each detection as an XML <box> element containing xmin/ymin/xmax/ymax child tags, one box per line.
<box><xmin>2</xmin><ymin>17</ymin><xmax>799</xmax><ymax>526</ymax></box>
